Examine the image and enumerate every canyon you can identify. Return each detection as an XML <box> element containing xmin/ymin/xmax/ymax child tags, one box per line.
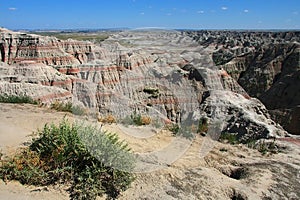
<box><xmin>0</xmin><ymin>28</ymin><xmax>299</xmax><ymax>199</ymax></box>
<box><xmin>1</xmin><ymin>28</ymin><xmax>298</xmax><ymax>138</ymax></box>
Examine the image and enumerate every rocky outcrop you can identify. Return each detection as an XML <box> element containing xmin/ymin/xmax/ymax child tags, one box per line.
<box><xmin>200</xmin><ymin>90</ymin><xmax>286</xmax><ymax>141</ymax></box>
<box><xmin>0</xmin><ymin>81</ymin><xmax>72</xmax><ymax>103</ymax></box>
<box><xmin>0</xmin><ymin>61</ymin><xmax>73</xmax><ymax>103</ymax></box>
<box><xmin>187</xmin><ymin>30</ymin><xmax>300</xmax><ymax>134</ymax></box>
<box><xmin>0</xmin><ymin>28</ymin><xmax>107</xmax><ymax>66</ymax></box>
<box><xmin>0</xmin><ymin>61</ymin><xmax>72</xmax><ymax>90</ymax></box>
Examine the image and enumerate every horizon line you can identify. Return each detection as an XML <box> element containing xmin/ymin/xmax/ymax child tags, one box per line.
<box><xmin>6</xmin><ymin>27</ymin><xmax>300</xmax><ymax>32</ymax></box>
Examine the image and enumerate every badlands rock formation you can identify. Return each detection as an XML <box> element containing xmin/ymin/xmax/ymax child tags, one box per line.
<box><xmin>0</xmin><ymin>28</ymin><xmax>295</xmax><ymax>140</ymax></box>
<box><xmin>187</xmin><ymin>30</ymin><xmax>300</xmax><ymax>134</ymax></box>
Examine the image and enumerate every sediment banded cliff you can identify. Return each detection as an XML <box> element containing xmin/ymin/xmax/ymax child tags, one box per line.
<box><xmin>0</xmin><ymin>28</ymin><xmax>107</xmax><ymax>65</ymax></box>
<box><xmin>187</xmin><ymin>30</ymin><xmax>300</xmax><ymax>135</ymax></box>
<box><xmin>0</xmin><ymin>28</ymin><xmax>289</xmax><ymax>139</ymax></box>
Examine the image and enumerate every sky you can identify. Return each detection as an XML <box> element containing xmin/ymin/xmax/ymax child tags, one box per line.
<box><xmin>0</xmin><ymin>0</ymin><xmax>299</xmax><ymax>30</ymax></box>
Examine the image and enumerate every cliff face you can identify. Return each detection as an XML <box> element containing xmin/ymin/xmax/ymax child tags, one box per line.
<box><xmin>0</xmin><ymin>28</ymin><xmax>289</xmax><ymax>140</ymax></box>
<box><xmin>187</xmin><ymin>30</ymin><xmax>300</xmax><ymax>134</ymax></box>
<box><xmin>0</xmin><ymin>28</ymin><xmax>107</xmax><ymax>66</ymax></box>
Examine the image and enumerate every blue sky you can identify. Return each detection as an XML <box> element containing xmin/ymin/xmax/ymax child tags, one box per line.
<box><xmin>1</xmin><ymin>0</ymin><xmax>299</xmax><ymax>30</ymax></box>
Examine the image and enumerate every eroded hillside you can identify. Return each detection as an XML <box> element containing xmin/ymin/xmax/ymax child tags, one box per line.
<box><xmin>187</xmin><ymin>30</ymin><xmax>300</xmax><ymax>134</ymax></box>
<box><xmin>0</xmin><ymin>28</ymin><xmax>293</xmax><ymax>140</ymax></box>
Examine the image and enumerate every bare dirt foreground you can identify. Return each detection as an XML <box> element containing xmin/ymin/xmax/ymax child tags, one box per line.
<box><xmin>0</xmin><ymin>103</ymin><xmax>299</xmax><ymax>200</ymax></box>
<box><xmin>0</xmin><ymin>103</ymin><xmax>72</xmax><ymax>200</ymax></box>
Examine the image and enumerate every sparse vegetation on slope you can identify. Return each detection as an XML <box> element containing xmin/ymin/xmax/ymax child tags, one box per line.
<box><xmin>0</xmin><ymin>119</ymin><xmax>135</xmax><ymax>200</ymax></box>
<box><xmin>0</xmin><ymin>95</ymin><xmax>38</xmax><ymax>104</ymax></box>
<box><xmin>50</xmin><ymin>101</ymin><xmax>85</xmax><ymax>116</ymax></box>
<box><xmin>121</xmin><ymin>112</ymin><xmax>152</xmax><ymax>126</ymax></box>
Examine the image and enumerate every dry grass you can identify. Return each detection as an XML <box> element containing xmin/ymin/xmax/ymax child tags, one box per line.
<box><xmin>98</xmin><ymin>114</ymin><xmax>117</xmax><ymax>124</ymax></box>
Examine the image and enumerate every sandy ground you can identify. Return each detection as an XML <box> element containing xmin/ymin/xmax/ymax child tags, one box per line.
<box><xmin>0</xmin><ymin>103</ymin><xmax>73</xmax><ymax>199</ymax></box>
<box><xmin>0</xmin><ymin>103</ymin><xmax>299</xmax><ymax>200</ymax></box>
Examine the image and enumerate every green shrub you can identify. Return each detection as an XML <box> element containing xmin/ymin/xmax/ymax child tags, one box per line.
<box><xmin>121</xmin><ymin>112</ymin><xmax>151</xmax><ymax>126</ymax></box>
<box><xmin>256</xmin><ymin>139</ymin><xmax>278</xmax><ymax>155</ymax></box>
<box><xmin>166</xmin><ymin>123</ymin><xmax>194</xmax><ymax>139</ymax></box>
<box><xmin>0</xmin><ymin>119</ymin><xmax>135</xmax><ymax>199</ymax></box>
<box><xmin>0</xmin><ymin>95</ymin><xmax>38</xmax><ymax>104</ymax></box>
<box><xmin>51</xmin><ymin>101</ymin><xmax>85</xmax><ymax>115</ymax></box>
<box><xmin>132</xmin><ymin>113</ymin><xmax>144</xmax><ymax>126</ymax></box>
<box><xmin>166</xmin><ymin>123</ymin><xmax>180</xmax><ymax>135</ymax></box>
<box><xmin>197</xmin><ymin>118</ymin><xmax>208</xmax><ymax>134</ymax></box>
<box><xmin>219</xmin><ymin>132</ymin><xmax>238</xmax><ymax>144</ymax></box>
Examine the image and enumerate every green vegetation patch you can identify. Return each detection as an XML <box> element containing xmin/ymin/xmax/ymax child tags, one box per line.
<box><xmin>51</xmin><ymin>101</ymin><xmax>85</xmax><ymax>116</ymax></box>
<box><xmin>220</xmin><ymin>132</ymin><xmax>279</xmax><ymax>155</ymax></box>
<box><xmin>197</xmin><ymin>117</ymin><xmax>208</xmax><ymax>134</ymax></box>
<box><xmin>33</xmin><ymin>32</ymin><xmax>109</xmax><ymax>43</ymax></box>
<box><xmin>219</xmin><ymin>132</ymin><xmax>239</xmax><ymax>145</ymax></box>
<box><xmin>166</xmin><ymin>123</ymin><xmax>195</xmax><ymax>139</ymax></box>
<box><xmin>0</xmin><ymin>95</ymin><xmax>38</xmax><ymax>104</ymax></box>
<box><xmin>0</xmin><ymin>119</ymin><xmax>135</xmax><ymax>200</ymax></box>
<box><xmin>121</xmin><ymin>112</ymin><xmax>151</xmax><ymax>126</ymax></box>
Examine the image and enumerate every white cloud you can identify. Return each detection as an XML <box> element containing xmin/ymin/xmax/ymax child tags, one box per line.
<box><xmin>221</xmin><ymin>7</ymin><xmax>228</xmax><ymax>10</ymax></box>
<box><xmin>244</xmin><ymin>9</ymin><xmax>249</xmax><ymax>13</ymax></box>
<box><xmin>166</xmin><ymin>13</ymin><xmax>172</xmax><ymax>16</ymax></box>
<box><xmin>8</xmin><ymin>7</ymin><xmax>17</xmax><ymax>11</ymax></box>
<box><xmin>140</xmin><ymin>12</ymin><xmax>145</xmax><ymax>15</ymax></box>
<box><xmin>197</xmin><ymin>10</ymin><xmax>204</xmax><ymax>14</ymax></box>
<box><xmin>292</xmin><ymin>11</ymin><xmax>298</xmax><ymax>15</ymax></box>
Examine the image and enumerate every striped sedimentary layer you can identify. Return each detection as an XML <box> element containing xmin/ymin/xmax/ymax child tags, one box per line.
<box><xmin>0</xmin><ymin>28</ymin><xmax>288</xmax><ymax>139</ymax></box>
<box><xmin>0</xmin><ymin>28</ymin><xmax>107</xmax><ymax>66</ymax></box>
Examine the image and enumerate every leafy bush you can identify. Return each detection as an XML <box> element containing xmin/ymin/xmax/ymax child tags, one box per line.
<box><xmin>0</xmin><ymin>119</ymin><xmax>135</xmax><ymax>199</ymax></box>
<box><xmin>0</xmin><ymin>95</ymin><xmax>38</xmax><ymax>104</ymax></box>
<box><xmin>51</xmin><ymin>101</ymin><xmax>85</xmax><ymax>115</ymax></box>
<box><xmin>219</xmin><ymin>132</ymin><xmax>238</xmax><ymax>144</ymax></box>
